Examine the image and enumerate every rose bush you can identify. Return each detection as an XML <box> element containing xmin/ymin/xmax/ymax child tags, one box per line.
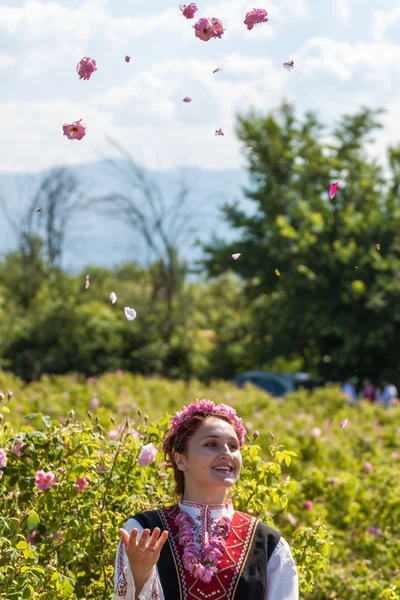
<box><xmin>0</xmin><ymin>372</ymin><xmax>399</xmax><ymax>599</ymax></box>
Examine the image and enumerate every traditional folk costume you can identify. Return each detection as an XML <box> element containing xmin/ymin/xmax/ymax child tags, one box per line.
<box><xmin>113</xmin><ymin>498</ymin><xmax>298</xmax><ymax>600</ymax></box>
<box><xmin>113</xmin><ymin>399</ymin><xmax>299</xmax><ymax>600</ymax></box>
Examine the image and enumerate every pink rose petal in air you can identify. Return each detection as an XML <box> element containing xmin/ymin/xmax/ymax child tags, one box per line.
<box><xmin>76</xmin><ymin>57</ymin><xmax>97</xmax><ymax>81</ymax></box>
<box><xmin>244</xmin><ymin>8</ymin><xmax>268</xmax><ymax>30</ymax></box>
<box><xmin>213</xmin><ymin>67</ymin><xmax>222</xmax><ymax>73</ymax></box>
<box><xmin>183</xmin><ymin>97</ymin><xmax>192</xmax><ymax>103</ymax></box>
<box><xmin>232</xmin><ymin>253</ymin><xmax>241</xmax><ymax>260</ymax></box>
<box><xmin>63</xmin><ymin>119</ymin><xmax>87</xmax><ymax>141</ymax></box>
<box><xmin>110</xmin><ymin>292</ymin><xmax>117</xmax><ymax>304</ymax></box>
<box><xmin>85</xmin><ymin>274</ymin><xmax>90</xmax><ymax>289</ymax></box>
<box><xmin>124</xmin><ymin>307</ymin><xmax>137</xmax><ymax>321</ymax></box>
<box><xmin>283</xmin><ymin>60</ymin><xmax>294</xmax><ymax>71</ymax></box>
<box><xmin>215</xmin><ymin>128</ymin><xmax>224</xmax><ymax>136</ymax></box>
<box><xmin>329</xmin><ymin>182</ymin><xmax>338</xmax><ymax>199</ymax></box>
<box><xmin>180</xmin><ymin>3</ymin><xmax>198</xmax><ymax>19</ymax></box>
<box><xmin>125</xmin><ymin>56</ymin><xmax>131</xmax><ymax>63</ymax></box>
<box><xmin>340</xmin><ymin>418</ymin><xmax>348</xmax><ymax>428</ymax></box>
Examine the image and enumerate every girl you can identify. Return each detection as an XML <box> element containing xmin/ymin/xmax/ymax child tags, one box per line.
<box><xmin>113</xmin><ymin>399</ymin><xmax>299</xmax><ymax>599</ymax></box>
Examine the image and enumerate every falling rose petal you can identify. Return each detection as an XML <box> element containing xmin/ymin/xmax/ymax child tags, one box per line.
<box><xmin>62</xmin><ymin>119</ymin><xmax>87</xmax><ymax>141</ymax></box>
<box><xmin>37</xmin><ymin>208</ymin><xmax>42</xmax><ymax>212</ymax></box>
<box><xmin>232</xmin><ymin>253</ymin><xmax>241</xmax><ymax>260</ymax></box>
<box><xmin>329</xmin><ymin>182</ymin><xmax>338</xmax><ymax>199</ymax></box>
<box><xmin>275</xmin><ymin>269</ymin><xmax>280</xmax><ymax>276</ymax></box>
<box><xmin>183</xmin><ymin>97</ymin><xmax>192</xmax><ymax>103</ymax></box>
<box><xmin>85</xmin><ymin>274</ymin><xmax>90</xmax><ymax>290</ymax></box>
<box><xmin>246</xmin><ymin>146</ymin><xmax>253</xmax><ymax>152</ymax></box>
<box><xmin>124</xmin><ymin>307</ymin><xmax>137</xmax><ymax>321</ymax></box>
<box><xmin>340</xmin><ymin>418</ymin><xmax>348</xmax><ymax>429</ymax></box>
<box><xmin>375</xmin><ymin>243</ymin><xmax>380</xmax><ymax>250</ymax></box>
<box><xmin>215</xmin><ymin>128</ymin><xmax>224</xmax><ymax>136</ymax></box>
<box><xmin>213</xmin><ymin>67</ymin><xmax>222</xmax><ymax>73</ymax></box>
<box><xmin>283</xmin><ymin>60</ymin><xmax>294</xmax><ymax>71</ymax></box>
<box><xmin>125</xmin><ymin>55</ymin><xmax>131</xmax><ymax>63</ymax></box>
<box><xmin>110</xmin><ymin>292</ymin><xmax>117</xmax><ymax>304</ymax></box>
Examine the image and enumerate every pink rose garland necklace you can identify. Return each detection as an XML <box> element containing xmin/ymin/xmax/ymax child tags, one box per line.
<box><xmin>174</xmin><ymin>509</ymin><xmax>231</xmax><ymax>583</ymax></box>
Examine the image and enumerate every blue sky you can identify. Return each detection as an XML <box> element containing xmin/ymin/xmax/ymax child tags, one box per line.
<box><xmin>1</xmin><ymin>0</ymin><xmax>400</xmax><ymax>173</ymax></box>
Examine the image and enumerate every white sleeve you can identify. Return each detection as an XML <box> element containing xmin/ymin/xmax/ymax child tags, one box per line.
<box><xmin>265</xmin><ymin>537</ymin><xmax>299</xmax><ymax>600</ymax></box>
<box><xmin>112</xmin><ymin>518</ymin><xmax>164</xmax><ymax>600</ymax></box>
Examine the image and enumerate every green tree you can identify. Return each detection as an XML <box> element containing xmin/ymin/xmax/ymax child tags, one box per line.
<box><xmin>203</xmin><ymin>102</ymin><xmax>400</xmax><ymax>382</ymax></box>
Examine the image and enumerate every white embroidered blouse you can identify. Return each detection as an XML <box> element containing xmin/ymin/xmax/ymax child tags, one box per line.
<box><xmin>113</xmin><ymin>499</ymin><xmax>299</xmax><ymax>600</ymax></box>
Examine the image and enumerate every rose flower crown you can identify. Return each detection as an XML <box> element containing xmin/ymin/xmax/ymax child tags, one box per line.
<box><xmin>169</xmin><ymin>399</ymin><xmax>246</xmax><ymax>446</ymax></box>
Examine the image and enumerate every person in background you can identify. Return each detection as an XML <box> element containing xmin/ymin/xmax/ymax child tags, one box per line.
<box><xmin>361</xmin><ymin>378</ymin><xmax>376</xmax><ymax>403</ymax></box>
<box><xmin>341</xmin><ymin>377</ymin><xmax>358</xmax><ymax>406</ymax></box>
<box><xmin>378</xmin><ymin>380</ymin><xmax>398</xmax><ymax>409</ymax></box>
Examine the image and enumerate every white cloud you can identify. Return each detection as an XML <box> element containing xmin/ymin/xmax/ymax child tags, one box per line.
<box><xmin>334</xmin><ymin>0</ymin><xmax>350</xmax><ymax>23</ymax></box>
<box><xmin>0</xmin><ymin>52</ymin><xmax>16</xmax><ymax>68</ymax></box>
<box><xmin>373</xmin><ymin>7</ymin><xmax>400</xmax><ymax>41</ymax></box>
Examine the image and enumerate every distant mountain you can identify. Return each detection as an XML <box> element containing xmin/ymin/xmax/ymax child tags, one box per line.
<box><xmin>0</xmin><ymin>160</ymin><xmax>254</xmax><ymax>273</ymax></box>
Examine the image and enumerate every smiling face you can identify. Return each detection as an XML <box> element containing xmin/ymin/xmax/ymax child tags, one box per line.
<box><xmin>174</xmin><ymin>417</ymin><xmax>242</xmax><ymax>504</ymax></box>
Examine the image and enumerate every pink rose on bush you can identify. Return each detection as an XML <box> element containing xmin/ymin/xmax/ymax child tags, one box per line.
<box><xmin>0</xmin><ymin>449</ymin><xmax>7</xmax><ymax>468</ymax></box>
<box><xmin>368</xmin><ymin>526</ymin><xmax>381</xmax><ymax>536</ymax></box>
<box><xmin>35</xmin><ymin>470</ymin><xmax>55</xmax><ymax>491</ymax></box>
<box><xmin>11</xmin><ymin>439</ymin><xmax>25</xmax><ymax>457</ymax></box>
<box><xmin>90</xmin><ymin>397</ymin><xmax>100</xmax><ymax>409</ymax></box>
<box><xmin>137</xmin><ymin>443</ymin><xmax>157</xmax><ymax>467</ymax></box>
<box><xmin>311</xmin><ymin>427</ymin><xmax>322</xmax><ymax>438</ymax></box>
<box><xmin>28</xmin><ymin>530</ymin><xmax>39</xmax><ymax>544</ymax></box>
<box><xmin>304</xmin><ymin>500</ymin><xmax>314</xmax><ymax>510</ymax></box>
<box><xmin>364</xmin><ymin>461</ymin><xmax>372</xmax><ymax>474</ymax></box>
<box><xmin>76</xmin><ymin>476</ymin><xmax>90</xmax><ymax>492</ymax></box>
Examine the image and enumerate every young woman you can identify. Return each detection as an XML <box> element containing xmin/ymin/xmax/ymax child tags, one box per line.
<box><xmin>113</xmin><ymin>399</ymin><xmax>299</xmax><ymax>599</ymax></box>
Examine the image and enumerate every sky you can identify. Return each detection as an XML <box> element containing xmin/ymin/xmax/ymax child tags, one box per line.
<box><xmin>1</xmin><ymin>0</ymin><xmax>400</xmax><ymax>174</ymax></box>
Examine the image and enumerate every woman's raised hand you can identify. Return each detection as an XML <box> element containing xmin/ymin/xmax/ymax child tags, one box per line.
<box><xmin>119</xmin><ymin>527</ymin><xmax>169</xmax><ymax>572</ymax></box>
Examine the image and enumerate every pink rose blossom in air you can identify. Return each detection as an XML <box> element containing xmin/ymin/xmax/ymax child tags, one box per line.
<box><xmin>215</xmin><ymin>128</ymin><xmax>224</xmax><ymax>136</ymax></box>
<box><xmin>340</xmin><ymin>418</ymin><xmax>348</xmax><ymax>428</ymax></box>
<box><xmin>125</xmin><ymin>55</ymin><xmax>131</xmax><ymax>63</ymax></box>
<box><xmin>110</xmin><ymin>292</ymin><xmax>117</xmax><ymax>304</ymax></box>
<box><xmin>283</xmin><ymin>60</ymin><xmax>294</xmax><ymax>71</ymax></box>
<box><xmin>63</xmin><ymin>119</ymin><xmax>87</xmax><ymax>141</ymax></box>
<box><xmin>180</xmin><ymin>3</ymin><xmax>198</xmax><ymax>19</ymax></box>
<box><xmin>35</xmin><ymin>470</ymin><xmax>55</xmax><ymax>491</ymax></box>
<box><xmin>137</xmin><ymin>442</ymin><xmax>158</xmax><ymax>467</ymax></box>
<box><xmin>194</xmin><ymin>17</ymin><xmax>214</xmax><ymax>41</ymax></box>
<box><xmin>213</xmin><ymin>67</ymin><xmax>222</xmax><ymax>73</ymax></box>
<box><xmin>211</xmin><ymin>18</ymin><xmax>224</xmax><ymax>38</ymax></box>
<box><xmin>329</xmin><ymin>182</ymin><xmax>338</xmax><ymax>199</ymax></box>
<box><xmin>76</xmin><ymin>57</ymin><xmax>97</xmax><ymax>81</ymax></box>
<box><xmin>0</xmin><ymin>449</ymin><xmax>6</xmax><ymax>468</ymax></box>
<box><xmin>303</xmin><ymin>500</ymin><xmax>314</xmax><ymax>510</ymax></box>
<box><xmin>364</xmin><ymin>461</ymin><xmax>372</xmax><ymax>473</ymax></box>
<box><xmin>244</xmin><ymin>8</ymin><xmax>268</xmax><ymax>30</ymax></box>
<box><xmin>124</xmin><ymin>307</ymin><xmax>137</xmax><ymax>321</ymax></box>
<box><xmin>76</xmin><ymin>476</ymin><xmax>90</xmax><ymax>491</ymax></box>
<box><xmin>183</xmin><ymin>97</ymin><xmax>192</xmax><ymax>103</ymax></box>
<box><xmin>232</xmin><ymin>253</ymin><xmax>241</xmax><ymax>260</ymax></box>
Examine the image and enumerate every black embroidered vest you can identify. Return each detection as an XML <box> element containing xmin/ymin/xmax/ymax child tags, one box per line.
<box><xmin>132</xmin><ymin>505</ymin><xmax>281</xmax><ymax>600</ymax></box>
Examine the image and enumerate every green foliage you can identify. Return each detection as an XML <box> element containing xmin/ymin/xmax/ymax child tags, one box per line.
<box><xmin>203</xmin><ymin>101</ymin><xmax>400</xmax><ymax>383</ymax></box>
<box><xmin>1</xmin><ymin>373</ymin><xmax>399</xmax><ymax>598</ymax></box>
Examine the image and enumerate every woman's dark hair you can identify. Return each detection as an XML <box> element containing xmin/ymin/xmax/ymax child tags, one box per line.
<box><xmin>162</xmin><ymin>411</ymin><xmax>240</xmax><ymax>497</ymax></box>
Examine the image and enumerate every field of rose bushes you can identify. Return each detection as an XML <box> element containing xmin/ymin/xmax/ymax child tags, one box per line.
<box><xmin>0</xmin><ymin>370</ymin><xmax>399</xmax><ymax>599</ymax></box>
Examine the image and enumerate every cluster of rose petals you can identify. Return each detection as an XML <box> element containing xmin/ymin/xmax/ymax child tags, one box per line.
<box><xmin>169</xmin><ymin>398</ymin><xmax>246</xmax><ymax>446</ymax></box>
<box><xmin>76</xmin><ymin>476</ymin><xmax>90</xmax><ymax>491</ymax></box>
<box><xmin>0</xmin><ymin>449</ymin><xmax>6</xmax><ymax>468</ymax></box>
<box><xmin>215</xmin><ymin>128</ymin><xmax>224</xmax><ymax>136</ymax></box>
<box><xmin>137</xmin><ymin>442</ymin><xmax>157</xmax><ymax>467</ymax></box>
<box><xmin>244</xmin><ymin>8</ymin><xmax>268</xmax><ymax>30</ymax></box>
<box><xmin>283</xmin><ymin>60</ymin><xmax>294</xmax><ymax>71</ymax></box>
<box><xmin>180</xmin><ymin>3</ymin><xmax>198</xmax><ymax>18</ymax></box>
<box><xmin>35</xmin><ymin>470</ymin><xmax>55</xmax><ymax>491</ymax></box>
<box><xmin>125</xmin><ymin>55</ymin><xmax>131</xmax><ymax>63</ymax></box>
<box><xmin>175</xmin><ymin>510</ymin><xmax>231</xmax><ymax>583</ymax></box>
<box><xmin>63</xmin><ymin>119</ymin><xmax>87</xmax><ymax>141</ymax></box>
<box><xmin>76</xmin><ymin>57</ymin><xmax>97</xmax><ymax>81</ymax></box>
<box><xmin>194</xmin><ymin>17</ymin><xmax>224</xmax><ymax>41</ymax></box>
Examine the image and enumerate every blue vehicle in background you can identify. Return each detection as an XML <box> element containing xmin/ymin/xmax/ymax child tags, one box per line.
<box><xmin>233</xmin><ymin>371</ymin><xmax>325</xmax><ymax>397</ymax></box>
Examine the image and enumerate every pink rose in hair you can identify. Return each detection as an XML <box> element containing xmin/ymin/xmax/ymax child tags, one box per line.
<box><xmin>137</xmin><ymin>443</ymin><xmax>157</xmax><ymax>467</ymax></box>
